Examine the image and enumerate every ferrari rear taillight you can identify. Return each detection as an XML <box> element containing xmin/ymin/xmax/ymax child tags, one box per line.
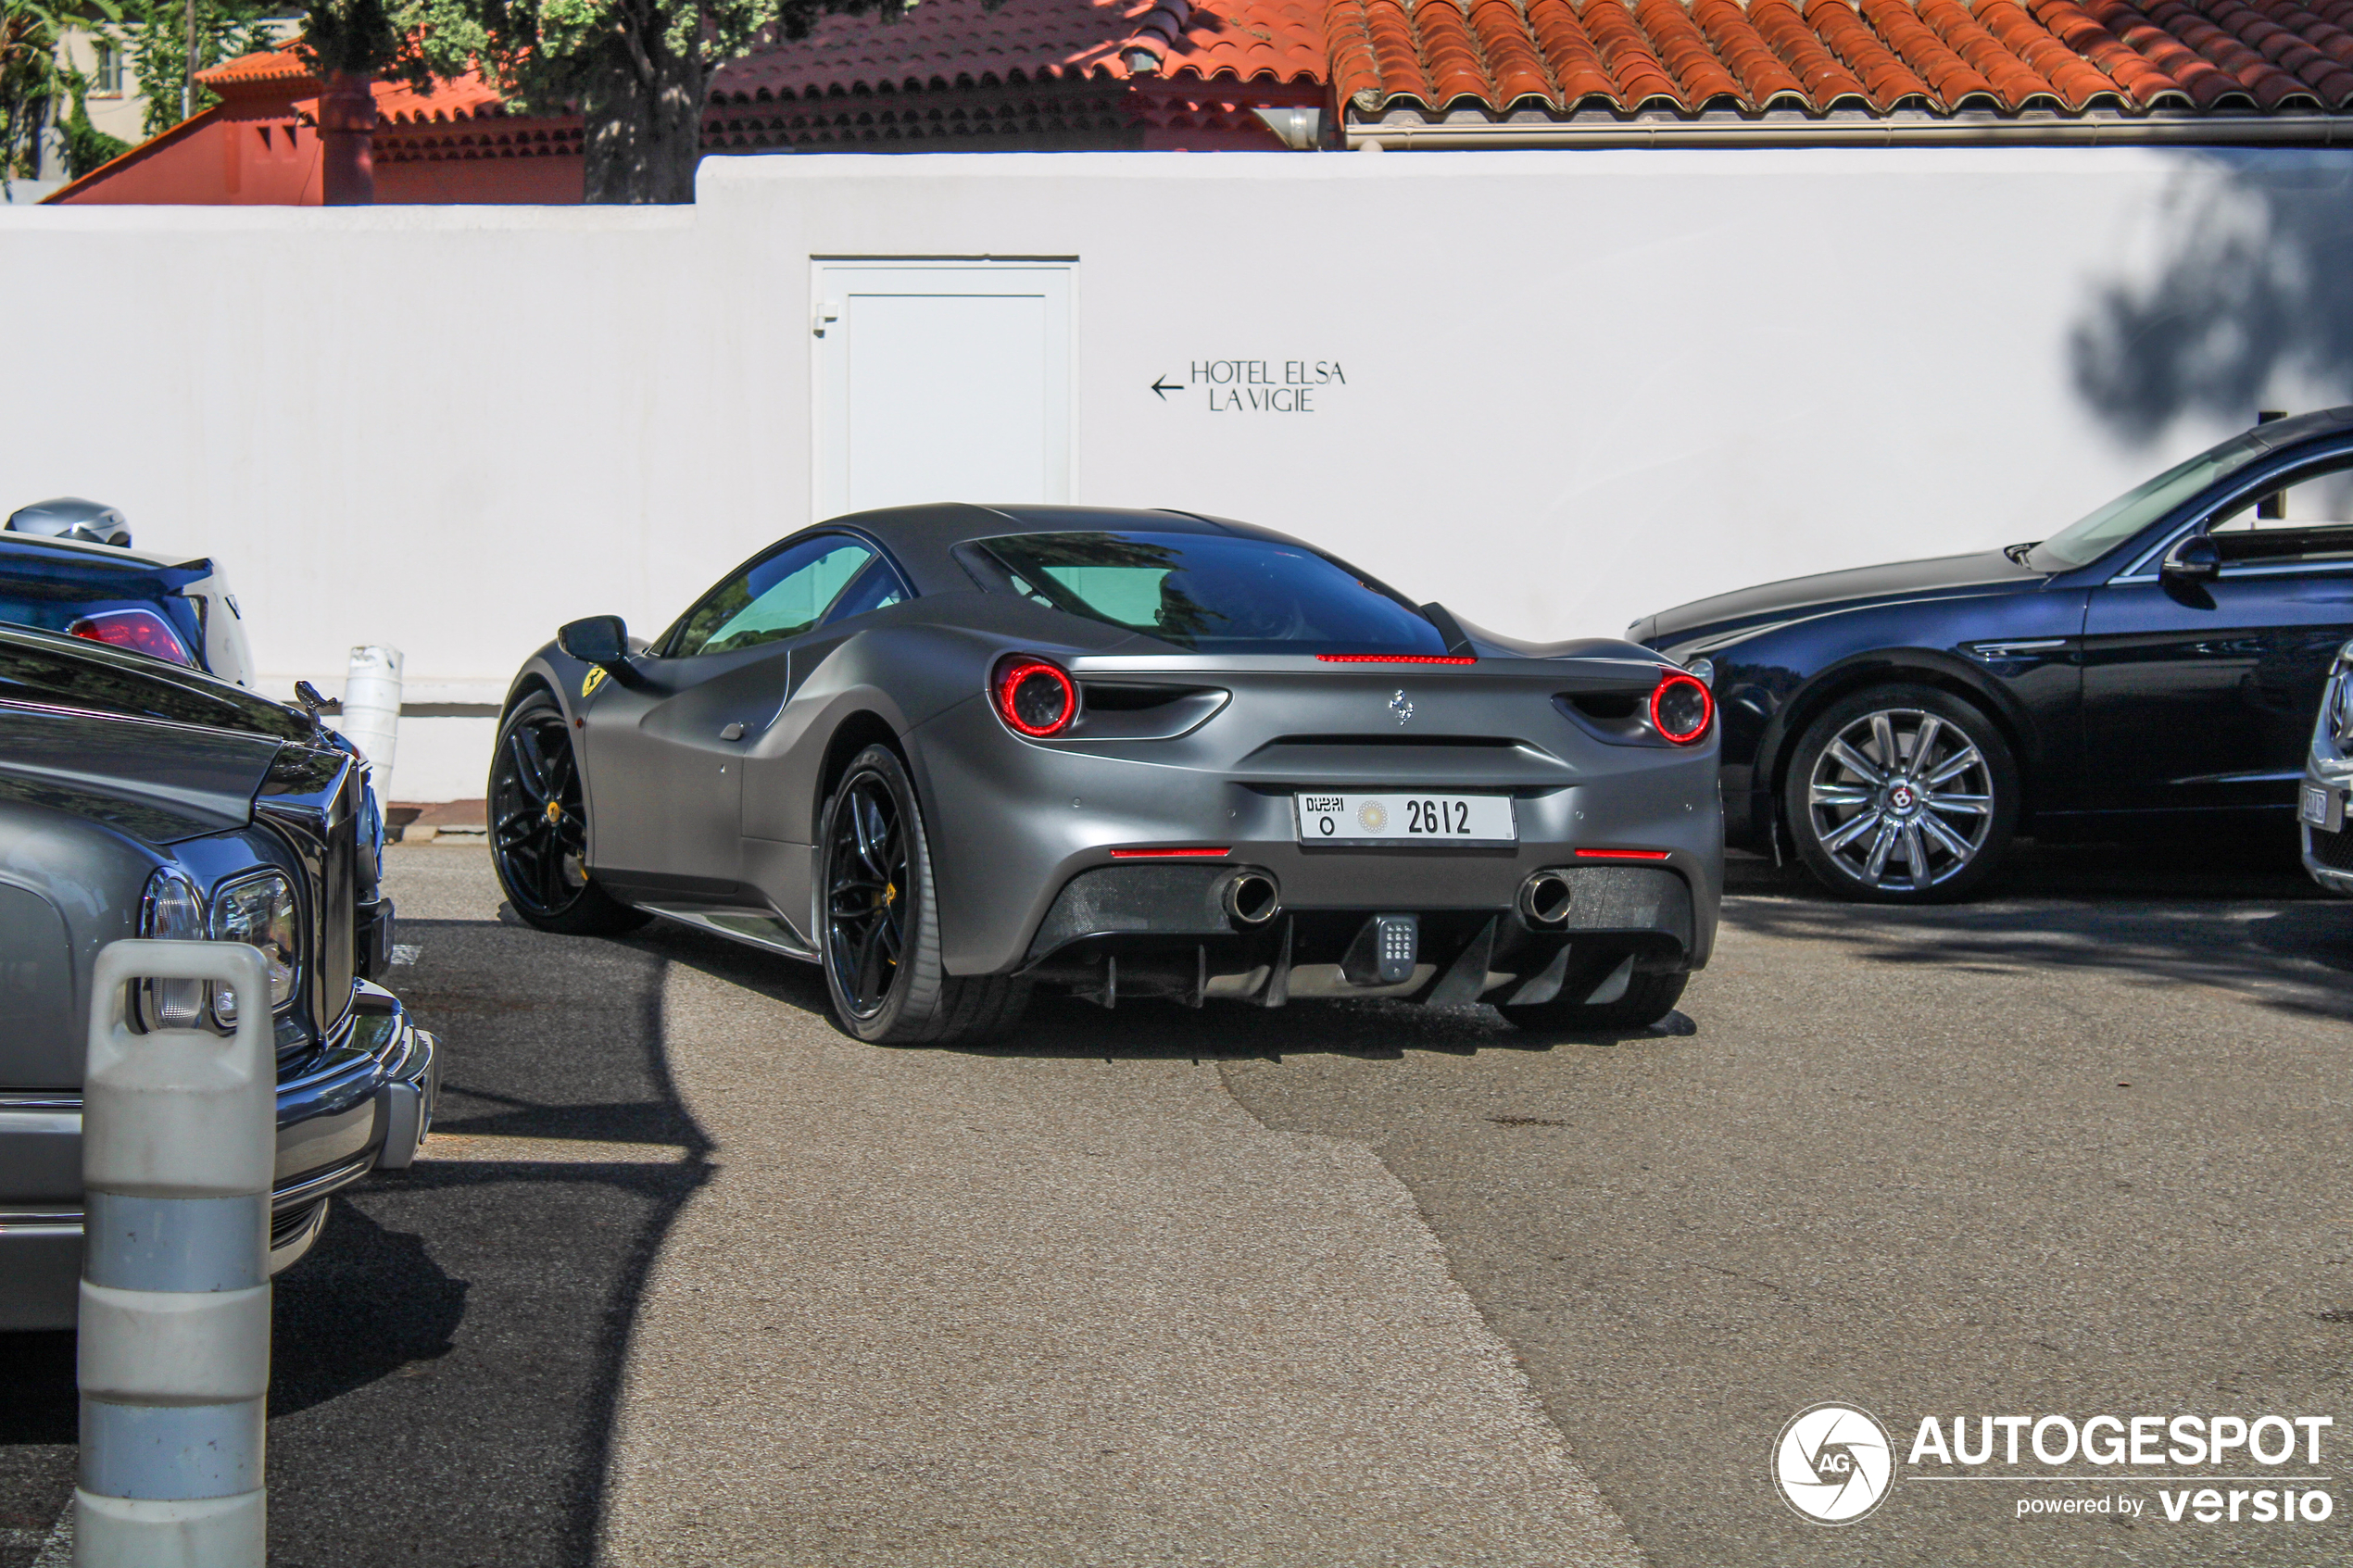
<box><xmin>69</xmin><ymin>608</ymin><xmax>195</xmax><ymax>667</ymax></box>
<box><xmin>994</xmin><ymin>658</ymin><xmax>1077</xmax><ymax>737</ymax></box>
<box><xmin>1650</xmin><ymin>670</ymin><xmax>1713</xmax><ymax>746</ymax></box>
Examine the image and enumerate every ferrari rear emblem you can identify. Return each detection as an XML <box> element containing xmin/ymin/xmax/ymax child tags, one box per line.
<box><xmin>1390</xmin><ymin>690</ymin><xmax>1414</xmax><ymax>724</ymax></box>
<box><xmin>581</xmin><ymin>665</ymin><xmax>608</xmax><ymax>699</ymax></box>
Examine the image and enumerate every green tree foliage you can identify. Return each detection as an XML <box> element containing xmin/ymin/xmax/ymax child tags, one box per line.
<box><xmin>61</xmin><ymin>76</ymin><xmax>127</xmax><ymax>172</ymax></box>
<box><xmin>409</xmin><ymin>0</ymin><xmax>915</xmax><ymax>205</ymax></box>
<box><xmin>120</xmin><ymin>0</ymin><xmax>280</xmax><ymax>138</ymax></box>
<box><xmin>297</xmin><ymin>0</ymin><xmax>410</xmax><ymax>77</ymax></box>
<box><xmin>1</xmin><ymin>0</ymin><xmax>107</xmax><ymax>180</ymax></box>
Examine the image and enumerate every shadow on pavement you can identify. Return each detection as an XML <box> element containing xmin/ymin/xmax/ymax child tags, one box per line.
<box><xmin>1728</xmin><ymin>840</ymin><xmax>2353</xmax><ymax>1025</ymax></box>
<box><xmin>258</xmin><ymin>918</ymin><xmax>710</xmax><ymax>1568</ymax></box>
<box><xmin>0</xmin><ymin>1330</ymin><xmax>72</xmax><ymax>1568</ymax></box>
<box><xmin>270</xmin><ymin>1203</ymin><xmax>469</xmax><ymax>1420</ymax></box>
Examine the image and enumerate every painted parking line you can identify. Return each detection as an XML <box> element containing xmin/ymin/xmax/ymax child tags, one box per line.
<box><xmin>419</xmin><ymin>1134</ymin><xmax>691</xmax><ymax>1165</ymax></box>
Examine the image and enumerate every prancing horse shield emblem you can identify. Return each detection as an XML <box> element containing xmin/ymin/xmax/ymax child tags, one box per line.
<box><xmin>1390</xmin><ymin>690</ymin><xmax>1414</xmax><ymax>724</ymax></box>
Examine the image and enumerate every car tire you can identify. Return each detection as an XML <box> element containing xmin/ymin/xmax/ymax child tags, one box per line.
<box><xmin>819</xmin><ymin>744</ymin><xmax>1029</xmax><ymax>1047</ymax></box>
<box><xmin>1782</xmin><ymin>684</ymin><xmax>2020</xmax><ymax>904</ymax></box>
<box><xmin>1499</xmin><ymin>966</ymin><xmax>1688</xmax><ymax>1032</ymax></box>
<box><xmin>487</xmin><ymin>690</ymin><xmax>648</xmax><ymax>935</ymax></box>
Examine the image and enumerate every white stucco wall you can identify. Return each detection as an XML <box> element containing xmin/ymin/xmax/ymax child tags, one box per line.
<box><xmin>4</xmin><ymin>146</ymin><xmax>2347</xmax><ymax>798</ymax></box>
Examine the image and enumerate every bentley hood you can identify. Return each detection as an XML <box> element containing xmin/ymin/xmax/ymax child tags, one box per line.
<box><xmin>0</xmin><ymin>704</ymin><xmax>281</xmax><ymax>843</ymax></box>
<box><xmin>1631</xmin><ymin>548</ymin><xmax>2041</xmax><ymax>651</ymax></box>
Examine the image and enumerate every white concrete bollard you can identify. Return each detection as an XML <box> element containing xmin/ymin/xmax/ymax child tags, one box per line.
<box><xmin>339</xmin><ymin>646</ymin><xmax>403</xmax><ymax>800</ymax></box>
<box><xmin>77</xmin><ymin>940</ymin><xmax>275</xmax><ymax>1568</ymax></box>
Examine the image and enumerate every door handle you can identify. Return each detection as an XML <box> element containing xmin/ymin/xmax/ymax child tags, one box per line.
<box><xmin>719</xmin><ymin>722</ymin><xmax>746</xmax><ymax>741</ymax></box>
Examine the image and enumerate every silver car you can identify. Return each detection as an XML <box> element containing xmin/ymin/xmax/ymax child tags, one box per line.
<box><xmin>491</xmin><ymin>506</ymin><xmax>1723</xmax><ymax>1046</ymax></box>
<box><xmin>2300</xmin><ymin>638</ymin><xmax>2353</xmax><ymax>893</ymax></box>
<box><xmin>0</xmin><ymin>624</ymin><xmax>438</xmax><ymax>1329</ymax></box>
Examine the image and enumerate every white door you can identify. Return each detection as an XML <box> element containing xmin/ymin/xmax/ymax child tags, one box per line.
<box><xmin>813</xmin><ymin>263</ymin><xmax>1073</xmax><ymax>519</ymax></box>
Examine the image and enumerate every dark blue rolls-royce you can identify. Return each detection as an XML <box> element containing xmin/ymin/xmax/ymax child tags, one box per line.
<box><xmin>1632</xmin><ymin>408</ymin><xmax>2353</xmax><ymax>900</ymax></box>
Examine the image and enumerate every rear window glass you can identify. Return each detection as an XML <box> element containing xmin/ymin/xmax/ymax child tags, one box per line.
<box><xmin>973</xmin><ymin>532</ymin><xmax>1446</xmax><ymax>655</ymax></box>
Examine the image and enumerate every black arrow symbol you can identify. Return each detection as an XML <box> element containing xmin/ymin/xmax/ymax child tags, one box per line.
<box><xmin>1150</xmin><ymin>374</ymin><xmax>1182</xmax><ymax>400</ymax></box>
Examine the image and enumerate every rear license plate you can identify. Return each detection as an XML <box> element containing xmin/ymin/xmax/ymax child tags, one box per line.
<box><xmin>1293</xmin><ymin>793</ymin><xmax>1516</xmax><ymax>847</ymax></box>
<box><xmin>2302</xmin><ymin>783</ymin><xmax>2343</xmax><ymax>833</ymax></box>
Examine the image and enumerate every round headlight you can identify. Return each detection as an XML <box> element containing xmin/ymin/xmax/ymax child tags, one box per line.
<box><xmin>136</xmin><ymin>869</ymin><xmax>207</xmax><ymax>1030</ymax></box>
<box><xmin>210</xmin><ymin>871</ymin><xmax>299</xmax><ymax>1025</ymax></box>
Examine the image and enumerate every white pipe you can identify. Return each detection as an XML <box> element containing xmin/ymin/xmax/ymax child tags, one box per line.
<box><xmin>77</xmin><ymin>939</ymin><xmax>275</xmax><ymax>1568</ymax></box>
<box><xmin>339</xmin><ymin>645</ymin><xmax>404</xmax><ymax>802</ymax></box>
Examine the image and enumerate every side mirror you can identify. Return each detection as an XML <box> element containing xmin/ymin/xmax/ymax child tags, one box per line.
<box><xmin>2161</xmin><ymin>534</ymin><xmax>2221</xmax><ymax>586</ymax></box>
<box><xmin>557</xmin><ymin>615</ymin><xmax>631</xmax><ymax>669</ymax></box>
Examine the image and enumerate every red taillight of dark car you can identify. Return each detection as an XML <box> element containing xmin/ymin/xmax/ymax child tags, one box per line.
<box><xmin>993</xmin><ymin>658</ymin><xmax>1077</xmax><ymax>737</ymax></box>
<box><xmin>1650</xmin><ymin>669</ymin><xmax>1713</xmax><ymax>745</ymax></box>
<box><xmin>69</xmin><ymin>608</ymin><xmax>195</xmax><ymax>667</ymax></box>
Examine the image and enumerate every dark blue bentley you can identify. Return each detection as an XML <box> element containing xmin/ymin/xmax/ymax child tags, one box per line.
<box><xmin>1631</xmin><ymin>408</ymin><xmax>2353</xmax><ymax>901</ymax></box>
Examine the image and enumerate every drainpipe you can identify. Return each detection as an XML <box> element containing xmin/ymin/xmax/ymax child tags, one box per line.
<box><xmin>320</xmin><ymin>71</ymin><xmax>375</xmax><ymax>205</ymax></box>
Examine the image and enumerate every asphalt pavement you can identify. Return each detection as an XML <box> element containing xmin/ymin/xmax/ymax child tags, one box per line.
<box><xmin>4</xmin><ymin>837</ymin><xmax>2349</xmax><ymax>1566</ymax></box>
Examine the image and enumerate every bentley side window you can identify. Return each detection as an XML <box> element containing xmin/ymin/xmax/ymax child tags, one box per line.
<box><xmin>667</xmin><ymin>537</ymin><xmax>875</xmax><ymax>658</ymax></box>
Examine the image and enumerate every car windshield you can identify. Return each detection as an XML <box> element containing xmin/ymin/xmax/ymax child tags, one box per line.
<box><xmin>2028</xmin><ymin>433</ymin><xmax>2267</xmax><ymax>571</ymax></box>
<box><xmin>974</xmin><ymin>531</ymin><xmax>1447</xmax><ymax>655</ymax></box>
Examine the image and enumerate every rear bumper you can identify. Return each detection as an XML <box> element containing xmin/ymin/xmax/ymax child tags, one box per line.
<box><xmin>0</xmin><ymin>981</ymin><xmax>439</xmax><ymax>1331</ymax></box>
<box><xmin>1022</xmin><ymin>860</ymin><xmax>1702</xmax><ymax>1009</ymax></box>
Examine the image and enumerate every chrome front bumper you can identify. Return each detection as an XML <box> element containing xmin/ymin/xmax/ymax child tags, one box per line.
<box><xmin>0</xmin><ymin>980</ymin><xmax>440</xmax><ymax>1330</ymax></box>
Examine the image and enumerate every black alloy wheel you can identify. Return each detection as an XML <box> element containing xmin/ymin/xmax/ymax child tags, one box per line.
<box><xmin>487</xmin><ymin>691</ymin><xmax>646</xmax><ymax>935</ymax></box>
<box><xmin>825</xmin><ymin>767</ymin><xmax>912</xmax><ymax>1021</ymax></box>
<box><xmin>1783</xmin><ymin>684</ymin><xmax>2021</xmax><ymax>904</ymax></box>
<box><xmin>818</xmin><ymin>744</ymin><xmax>1028</xmax><ymax>1046</ymax></box>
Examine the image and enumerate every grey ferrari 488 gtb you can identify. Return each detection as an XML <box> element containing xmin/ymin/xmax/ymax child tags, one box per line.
<box><xmin>491</xmin><ymin>506</ymin><xmax>1721</xmax><ymax>1045</ymax></box>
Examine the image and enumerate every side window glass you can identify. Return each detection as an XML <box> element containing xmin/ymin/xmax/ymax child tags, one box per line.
<box><xmin>669</xmin><ymin>538</ymin><xmax>875</xmax><ymax>658</ymax></box>
<box><xmin>820</xmin><ymin>557</ymin><xmax>911</xmax><ymax>627</ymax></box>
<box><xmin>2208</xmin><ymin>453</ymin><xmax>2353</xmax><ymax>532</ymax></box>
<box><xmin>2203</xmin><ymin>452</ymin><xmax>2353</xmax><ymax>568</ymax></box>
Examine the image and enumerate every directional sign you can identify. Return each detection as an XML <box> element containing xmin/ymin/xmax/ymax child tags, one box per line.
<box><xmin>1150</xmin><ymin>360</ymin><xmax>1347</xmax><ymax>413</ymax></box>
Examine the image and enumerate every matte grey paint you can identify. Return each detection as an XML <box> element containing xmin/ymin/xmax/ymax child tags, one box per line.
<box><xmin>511</xmin><ymin>503</ymin><xmax>1724</xmax><ymax>991</ymax></box>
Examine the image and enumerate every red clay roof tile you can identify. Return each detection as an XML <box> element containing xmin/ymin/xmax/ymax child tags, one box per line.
<box><xmin>1688</xmin><ymin>0</ymin><xmax>1811</xmax><ymax>107</ymax></box>
<box><xmin>1412</xmin><ymin>0</ymin><xmax>1499</xmax><ymax>106</ymax></box>
<box><xmin>1523</xmin><ymin>0</ymin><xmax>1621</xmax><ymax>106</ymax></box>
<box><xmin>199</xmin><ymin>0</ymin><xmax>2353</xmax><ymax>149</ymax></box>
<box><xmin>713</xmin><ymin>0</ymin><xmax>1323</xmax><ymax>101</ymax></box>
<box><xmin>1633</xmin><ymin>0</ymin><xmax>1748</xmax><ymax>107</ymax></box>
<box><xmin>1469</xmin><ymin>0</ymin><xmax>1558</xmax><ymax>105</ymax></box>
<box><xmin>1339</xmin><ymin>0</ymin><xmax>2353</xmax><ymax>128</ymax></box>
<box><xmin>1581</xmin><ymin>0</ymin><xmax>1689</xmax><ymax>109</ymax></box>
<box><xmin>1859</xmin><ymin>0</ymin><xmax>2002</xmax><ymax>106</ymax></box>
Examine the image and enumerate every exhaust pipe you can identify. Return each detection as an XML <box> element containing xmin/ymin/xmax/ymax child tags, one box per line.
<box><xmin>1517</xmin><ymin>869</ymin><xmax>1574</xmax><ymax>927</ymax></box>
<box><xmin>1222</xmin><ymin>870</ymin><xmax>1281</xmax><ymax>926</ymax></box>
